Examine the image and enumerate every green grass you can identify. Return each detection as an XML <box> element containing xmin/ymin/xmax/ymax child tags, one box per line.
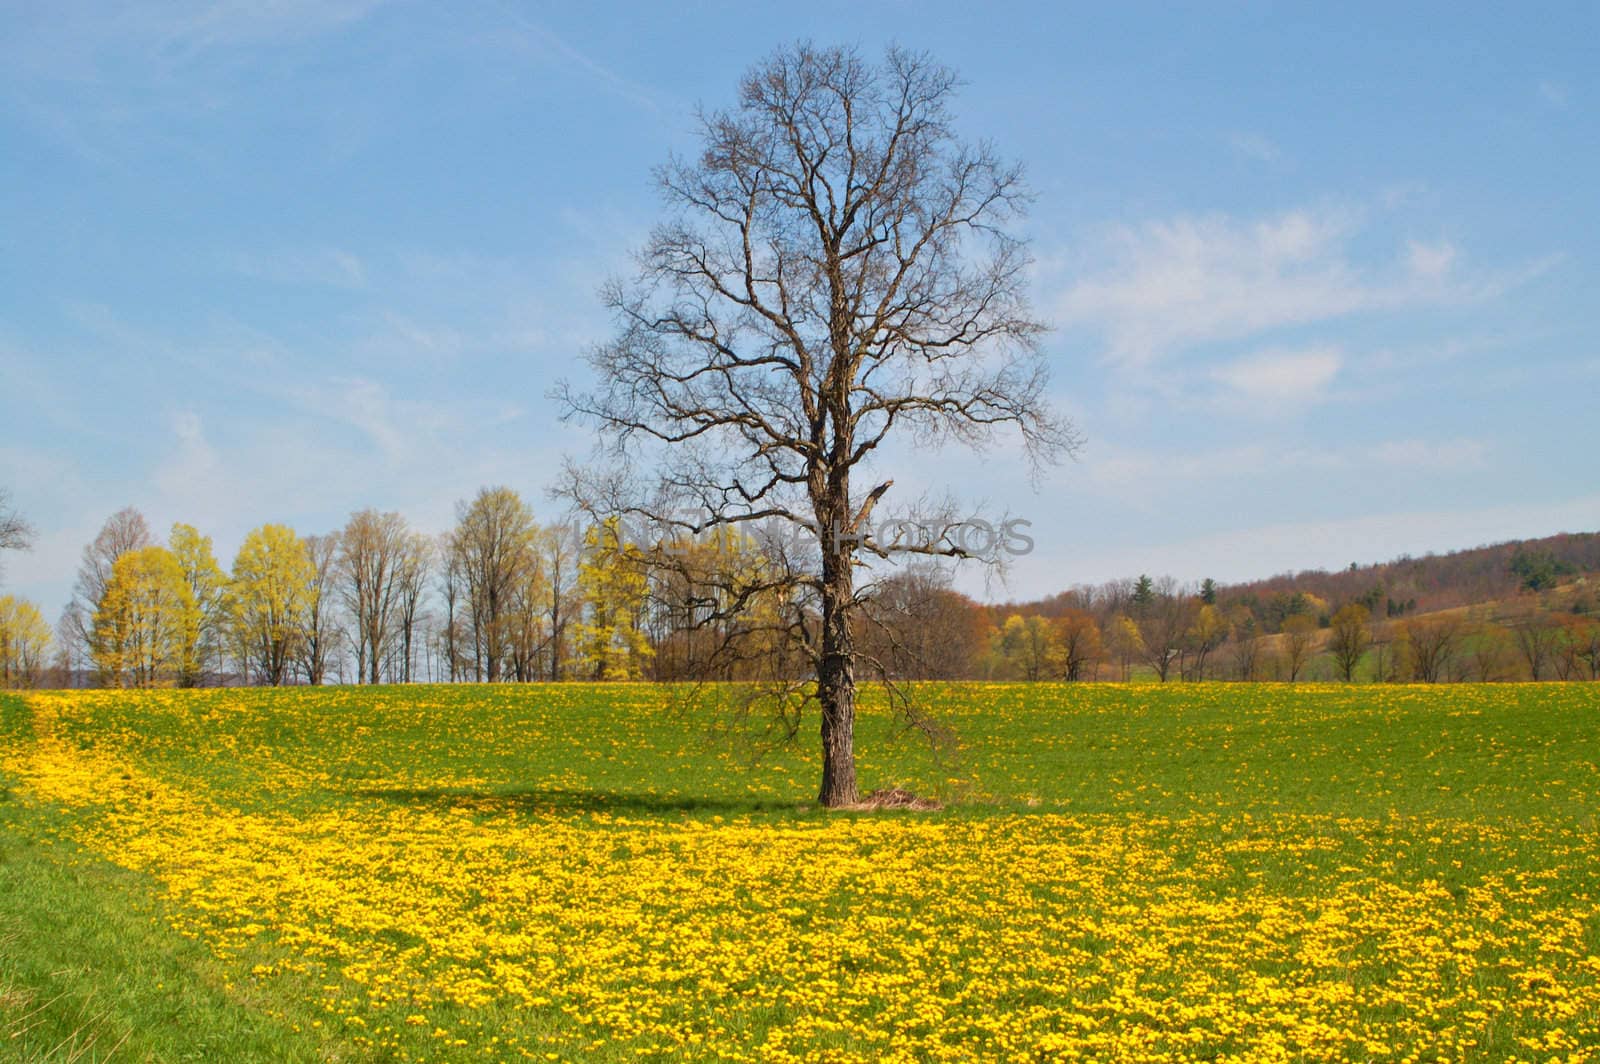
<box><xmin>2</xmin><ymin>682</ymin><xmax>1598</xmax><ymax>1062</ymax></box>
<box><xmin>0</xmin><ymin>742</ymin><xmax>322</xmax><ymax>1062</ymax></box>
<box><xmin>12</xmin><ymin>683</ymin><xmax>1600</xmax><ymax>819</ymax></box>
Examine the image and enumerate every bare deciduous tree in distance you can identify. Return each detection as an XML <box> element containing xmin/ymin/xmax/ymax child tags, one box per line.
<box><xmin>449</xmin><ymin>488</ymin><xmax>538</xmax><ymax>683</ymax></box>
<box><xmin>68</xmin><ymin>507</ymin><xmax>153</xmax><ymax>668</ymax></box>
<box><xmin>1134</xmin><ymin>579</ymin><xmax>1194</xmax><ymax>683</ymax></box>
<box><xmin>300</xmin><ymin>533</ymin><xmax>342</xmax><ymax>685</ymax></box>
<box><xmin>559</xmin><ymin>44</ymin><xmax>1077</xmax><ymax>807</ymax></box>
<box><xmin>393</xmin><ymin>533</ymin><xmax>433</xmax><ymax>683</ymax></box>
<box><xmin>0</xmin><ymin>489</ymin><xmax>34</xmax><ymax>553</ymax></box>
<box><xmin>539</xmin><ymin>523</ymin><xmax>583</xmax><ymax>682</ymax></box>
<box><xmin>339</xmin><ymin>510</ymin><xmax>410</xmax><ymax>685</ymax></box>
<box><xmin>0</xmin><ymin>488</ymin><xmax>35</xmax><ymax>588</ymax></box>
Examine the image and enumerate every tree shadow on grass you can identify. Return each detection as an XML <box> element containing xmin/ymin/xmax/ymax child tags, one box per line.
<box><xmin>351</xmin><ymin>785</ymin><xmax>802</xmax><ymax>817</ymax></box>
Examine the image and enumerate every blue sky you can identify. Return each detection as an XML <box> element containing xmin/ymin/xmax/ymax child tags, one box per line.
<box><xmin>2</xmin><ymin>1</ymin><xmax>1597</xmax><ymax>616</ymax></box>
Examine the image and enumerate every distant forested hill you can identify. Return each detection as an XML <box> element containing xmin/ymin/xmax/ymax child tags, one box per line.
<box><xmin>1213</xmin><ymin>531</ymin><xmax>1600</xmax><ymax>619</ymax></box>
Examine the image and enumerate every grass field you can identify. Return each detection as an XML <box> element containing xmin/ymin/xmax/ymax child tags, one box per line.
<box><xmin>2</xmin><ymin>683</ymin><xmax>1598</xmax><ymax>1063</ymax></box>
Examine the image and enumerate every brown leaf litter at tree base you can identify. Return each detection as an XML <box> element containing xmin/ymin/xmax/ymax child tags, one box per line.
<box><xmin>836</xmin><ymin>787</ymin><xmax>944</xmax><ymax>812</ymax></box>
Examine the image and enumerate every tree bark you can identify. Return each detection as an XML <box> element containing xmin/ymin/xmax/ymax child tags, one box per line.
<box><xmin>817</xmin><ymin>539</ymin><xmax>859</xmax><ymax>807</ymax></box>
<box><xmin>548</xmin><ymin>598</ymin><xmax>562</xmax><ymax>682</ymax></box>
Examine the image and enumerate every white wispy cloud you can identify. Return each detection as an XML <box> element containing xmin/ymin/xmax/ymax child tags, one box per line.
<box><xmin>1538</xmin><ymin>80</ymin><xmax>1570</xmax><ymax>109</ymax></box>
<box><xmin>1405</xmin><ymin>239</ymin><xmax>1457</xmax><ymax>279</ymax></box>
<box><xmin>3</xmin><ymin>0</ymin><xmax>387</xmax><ymax>78</ymax></box>
<box><xmin>1083</xmin><ymin>442</ymin><xmax>1337</xmax><ymax>488</ymax></box>
<box><xmin>1055</xmin><ymin>207</ymin><xmax>1362</xmax><ymax>366</ymax></box>
<box><xmin>1210</xmin><ymin>346</ymin><xmax>1343</xmax><ymax>405</ymax></box>
<box><xmin>0</xmin><ymin>2</ymin><xmax>390</xmax><ymax>164</ymax></box>
<box><xmin>350</xmin><ymin>313</ymin><xmax>469</xmax><ymax>364</ymax></box>
<box><xmin>1228</xmin><ymin>131</ymin><xmax>1281</xmax><ymax>164</ymax></box>
<box><xmin>1052</xmin><ymin>204</ymin><xmax>1539</xmax><ymax>369</ymax></box>
<box><xmin>229</xmin><ymin>247</ymin><xmax>368</xmax><ymax>289</ymax></box>
<box><xmin>151</xmin><ymin>409</ymin><xmax>230</xmax><ymax>523</ymax></box>
<box><xmin>1367</xmin><ymin>437</ymin><xmax>1489</xmax><ymax>472</ymax></box>
<box><xmin>484</xmin><ymin>3</ymin><xmax>669</xmax><ymax>115</ymax></box>
<box><xmin>160</xmin><ymin>0</ymin><xmax>387</xmax><ymax>51</ymax></box>
<box><xmin>1081</xmin><ymin>434</ymin><xmax>1492</xmax><ymax>491</ymax></box>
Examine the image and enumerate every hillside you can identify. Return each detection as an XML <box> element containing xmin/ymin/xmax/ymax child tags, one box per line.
<box><xmin>1216</xmin><ymin>530</ymin><xmax>1600</xmax><ymax>617</ymax></box>
<box><xmin>1001</xmin><ymin>530</ymin><xmax>1600</xmax><ymax>623</ymax></box>
<box><xmin>961</xmin><ymin>529</ymin><xmax>1600</xmax><ymax>682</ymax></box>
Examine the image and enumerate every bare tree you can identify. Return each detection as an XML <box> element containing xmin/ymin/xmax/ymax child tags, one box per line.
<box><xmin>1572</xmin><ymin>617</ymin><xmax>1600</xmax><ymax>681</ymax></box>
<box><xmin>1551</xmin><ymin>617</ymin><xmax>1585</xmax><ymax>681</ymax></box>
<box><xmin>449</xmin><ymin>487</ymin><xmax>537</xmax><ymax>682</ymax></box>
<box><xmin>75</xmin><ymin>508</ymin><xmax>153</xmax><ymax>604</ymax></box>
<box><xmin>859</xmin><ymin>564</ymin><xmax>985</xmax><ymax>681</ymax></box>
<box><xmin>506</xmin><ymin>557</ymin><xmax>547</xmax><ymax>682</ymax></box>
<box><xmin>1053</xmin><ymin>608</ymin><xmax>1103</xmax><ymax>682</ymax></box>
<box><xmin>1327</xmin><ymin>603</ymin><xmax>1371</xmax><ymax>682</ymax></box>
<box><xmin>68</xmin><ymin>507</ymin><xmax>153</xmax><ymax>675</ymax></box>
<box><xmin>1403</xmin><ymin>614</ymin><xmax>1463</xmax><ymax>683</ymax></box>
<box><xmin>1135</xmin><ymin>580</ymin><xmax>1194</xmax><ymax>683</ymax></box>
<box><xmin>1226</xmin><ymin>613</ymin><xmax>1261</xmax><ymax>681</ymax></box>
<box><xmin>1281</xmin><ymin>614</ymin><xmax>1318</xmax><ymax>682</ymax></box>
<box><xmin>0</xmin><ymin>488</ymin><xmax>35</xmax><ymax>582</ymax></box>
<box><xmin>436</xmin><ymin>531</ymin><xmax>464</xmax><ymax>682</ymax></box>
<box><xmin>1508</xmin><ymin>605</ymin><xmax>1560</xmax><ymax>681</ymax></box>
<box><xmin>299</xmin><ymin>533</ymin><xmax>341</xmax><ymax>685</ymax></box>
<box><xmin>1467</xmin><ymin>619</ymin><xmax>1513</xmax><ymax>681</ymax></box>
<box><xmin>1368</xmin><ymin>616</ymin><xmax>1401</xmax><ymax>683</ymax></box>
<box><xmin>539</xmin><ymin>523</ymin><xmax>583</xmax><ymax>681</ymax></box>
<box><xmin>560</xmin><ymin>45</ymin><xmax>1074</xmax><ymax>805</ymax></box>
<box><xmin>338</xmin><ymin>509</ymin><xmax>410</xmax><ymax>684</ymax></box>
<box><xmin>53</xmin><ymin>605</ymin><xmax>86</xmax><ymax>687</ymax></box>
<box><xmin>393</xmin><ymin>533</ymin><xmax>432</xmax><ymax>683</ymax></box>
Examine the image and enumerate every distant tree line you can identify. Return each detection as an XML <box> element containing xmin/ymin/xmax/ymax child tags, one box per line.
<box><xmin>31</xmin><ymin>491</ymin><xmax>656</xmax><ymax>688</ymax></box>
<box><xmin>5</xmin><ymin>484</ymin><xmax>1598</xmax><ymax>688</ymax></box>
<box><xmin>945</xmin><ymin>565</ymin><xmax>1600</xmax><ymax>683</ymax></box>
<box><xmin>1217</xmin><ymin>533</ymin><xmax>1600</xmax><ymax>617</ymax></box>
<box><xmin>0</xmin><ymin>487</ymin><xmax>48</xmax><ymax>686</ymax></box>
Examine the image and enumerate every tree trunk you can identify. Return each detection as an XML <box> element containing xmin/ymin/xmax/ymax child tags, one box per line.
<box><xmin>549</xmin><ymin>606</ymin><xmax>562</xmax><ymax>682</ymax></box>
<box><xmin>485</xmin><ymin>603</ymin><xmax>500</xmax><ymax>682</ymax></box>
<box><xmin>444</xmin><ymin>595</ymin><xmax>457</xmax><ymax>682</ymax></box>
<box><xmin>816</xmin><ymin>539</ymin><xmax>859</xmax><ymax>807</ymax></box>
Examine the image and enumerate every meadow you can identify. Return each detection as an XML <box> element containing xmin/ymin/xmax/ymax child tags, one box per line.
<box><xmin>2</xmin><ymin>682</ymin><xmax>1598</xmax><ymax>1063</ymax></box>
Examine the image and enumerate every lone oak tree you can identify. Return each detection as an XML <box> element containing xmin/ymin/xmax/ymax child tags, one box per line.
<box><xmin>561</xmin><ymin>44</ymin><xmax>1074</xmax><ymax>807</ymax></box>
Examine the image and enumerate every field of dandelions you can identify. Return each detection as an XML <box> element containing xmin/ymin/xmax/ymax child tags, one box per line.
<box><xmin>2</xmin><ymin>683</ymin><xmax>1597</xmax><ymax>1062</ymax></box>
